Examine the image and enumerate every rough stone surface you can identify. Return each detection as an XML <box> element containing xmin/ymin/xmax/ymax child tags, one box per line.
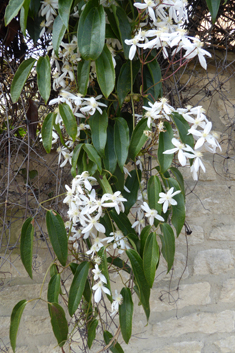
<box><xmin>177</xmin><ymin>224</ymin><xmax>204</xmax><ymax>244</ymax></box>
<box><xmin>155</xmin><ymin>341</ymin><xmax>203</xmax><ymax>353</ymax></box>
<box><xmin>220</xmin><ymin>278</ymin><xmax>235</xmax><ymax>302</ymax></box>
<box><xmin>209</xmin><ymin>224</ymin><xmax>235</xmax><ymax>240</ymax></box>
<box><xmin>214</xmin><ymin>336</ymin><xmax>235</xmax><ymax>353</ymax></box>
<box><xmin>152</xmin><ymin>311</ymin><xmax>235</xmax><ymax>337</ymax></box>
<box><xmin>156</xmin><ymin>252</ymin><xmax>189</xmax><ymax>282</ymax></box>
<box><xmin>193</xmin><ymin>249</ymin><xmax>234</xmax><ymax>275</ymax></box>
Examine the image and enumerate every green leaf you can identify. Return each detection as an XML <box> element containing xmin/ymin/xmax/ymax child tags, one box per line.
<box><xmin>114</xmin><ymin>118</ymin><xmax>129</xmax><ymax>171</ymax></box>
<box><xmin>59</xmin><ymin>103</ymin><xmax>77</xmax><ymax>141</ymax></box>
<box><xmin>52</xmin><ymin>15</ymin><xmax>66</xmax><ymax>56</ymax></box>
<box><xmin>48</xmin><ymin>274</ymin><xmax>61</xmax><ymax>305</ymax></box>
<box><xmin>116</xmin><ymin>60</ymin><xmax>140</xmax><ymax>107</ymax></box>
<box><xmin>27</xmin><ymin>15</ymin><xmax>42</xmax><ymax>45</ymax></box>
<box><xmin>206</xmin><ymin>0</ymin><xmax>220</xmax><ymax>23</ymax></box>
<box><xmin>119</xmin><ymin>287</ymin><xmax>133</xmax><ymax>344</ymax></box>
<box><xmin>107</xmin><ymin>256</ymin><xmax>131</xmax><ymax>274</ymax></box>
<box><xmin>20</xmin><ymin>217</ymin><xmax>34</xmax><ymax>278</ymax></box>
<box><xmin>71</xmin><ymin>143</ymin><xmax>84</xmax><ymax>177</ymax></box>
<box><xmin>170</xmin><ymin>167</ymin><xmax>185</xmax><ymax>198</ymax></box>
<box><xmin>77</xmin><ymin>59</ymin><xmax>90</xmax><ymax>95</ymax></box>
<box><xmin>103</xmin><ymin>330</ymin><xmax>124</xmax><ymax>353</ymax></box>
<box><xmin>122</xmin><ymin>169</ymin><xmax>141</xmax><ymax>214</ymax></box>
<box><xmin>41</xmin><ymin>112</ymin><xmax>56</xmax><ymax>153</ymax></box>
<box><xmin>5</xmin><ymin>0</ymin><xmax>25</xmax><ymax>26</ymax></box>
<box><xmin>96</xmin><ymin>44</ymin><xmax>115</xmax><ymax>98</ymax></box>
<box><xmin>140</xmin><ymin>225</ymin><xmax>151</xmax><ymax>258</ymax></box>
<box><xmin>49</xmin><ymin>303</ymin><xmax>68</xmax><ymax>347</ymax></box>
<box><xmin>10</xmin><ymin>300</ymin><xmax>27</xmax><ymax>353</ymax></box>
<box><xmin>83</xmin><ymin>144</ymin><xmax>102</xmax><ymax>173</ymax></box>
<box><xmin>68</xmin><ymin>261</ymin><xmax>90</xmax><ymax>316</ymax></box>
<box><xmin>159</xmin><ymin>223</ymin><xmax>175</xmax><ymax>273</ymax></box>
<box><xmin>36</xmin><ymin>56</ymin><xmax>51</xmax><ymax>103</ymax></box>
<box><xmin>20</xmin><ymin>0</ymin><xmax>30</xmax><ymax>36</ymax></box>
<box><xmin>87</xmin><ymin>319</ymin><xmax>98</xmax><ymax>348</ymax></box>
<box><xmin>129</xmin><ymin>118</ymin><xmax>150</xmax><ymax>160</ymax></box>
<box><xmin>95</xmin><ymin>172</ymin><xmax>113</xmax><ymax>194</ymax></box>
<box><xmin>126</xmin><ymin>249</ymin><xmax>150</xmax><ymax>320</ymax></box>
<box><xmin>89</xmin><ymin>110</ymin><xmax>108</xmax><ymax>157</ymax></box>
<box><xmin>113</xmin><ymin>163</ymin><xmax>124</xmax><ymax>191</ymax></box>
<box><xmin>158</xmin><ymin>121</ymin><xmax>174</xmax><ymax>173</ymax></box>
<box><xmin>143</xmin><ymin>56</ymin><xmax>162</xmax><ymax>105</ymax></box>
<box><xmin>46</xmin><ymin>211</ymin><xmax>68</xmax><ymax>267</ymax></box>
<box><xmin>143</xmin><ymin>232</ymin><xmax>159</xmax><ymax>288</ymax></box>
<box><xmin>58</xmin><ymin>0</ymin><xmax>73</xmax><ymax>28</ymax></box>
<box><xmin>98</xmin><ymin>247</ymin><xmax>112</xmax><ymax>302</ymax></box>
<box><xmin>105</xmin><ymin>8</ymin><xmax>120</xmax><ymax>39</ymax></box>
<box><xmin>171</xmin><ymin>112</ymin><xmax>194</xmax><ymax>149</ymax></box>
<box><xmin>110</xmin><ymin>210</ymin><xmax>138</xmax><ymax>243</ymax></box>
<box><xmin>147</xmin><ymin>175</ymin><xmax>162</xmax><ymax>214</ymax></box>
<box><xmin>10</xmin><ymin>58</ymin><xmax>36</xmax><ymax>103</ymax></box>
<box><xmin>28</xmin><ymin>0</ymin><xmax>41</xmax><ymax>17</ymax></box>
<box><xmin>167</xmin><ymin>178</ymin><xmax>185</xmax><ymax>236</ymax></box>
<box><xmin>111</xmin><ymin>5</ymin><xmax>132</xmax><ymax>59</ymax></box>
<box><xmin>77</xmin><ymin>0</ymin><xmax>105</xmax><ymax>60</ymax></box>
<box><xmin>104</xmin><ymin>125</ymin><xmax>117</xmax><ymax>174</ymax></box>
<box><xmin>50</xmin><ymin>264</ymin><xmax>58</xmax><ymax>277</ymax></box>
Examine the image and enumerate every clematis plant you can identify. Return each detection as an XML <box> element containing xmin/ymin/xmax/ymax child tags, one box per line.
<box><xmin>5</xmin><ymin>0</ymin><xmax>221</xmax><ymax>351</ymax></box>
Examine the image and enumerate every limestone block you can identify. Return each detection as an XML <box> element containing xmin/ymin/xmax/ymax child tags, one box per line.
<box><xmin>0</xmin><ymin>254</ymin><xmax>43</xmax><ymax>278</ymax></box>
<box><xmin>177</xmin><ymin>224</ymin><xmax>204</xmax><ymax>245</ymax></box>
<box><xmin>209</xmin><ymin>224</ymin><xmax>235</xmax><ymax>240</ymax></box>
<box><xmin>220</xmin><ymin>278</ymin><xmax>235</xmax><ymax>302</ymax></box>
<box><xmin>7</xmin><ymin>347</ymin><xmax>30</xmax><ymax>353</ymax></box>
<box><xmin>193</xmin><ymin>249</ymin><xmax>234</xmax><ymax>275</ymax></box>
<box><xmin>23</xmin><ymin>315</ymin><xmax>52</xmax><ymax>335</ymax></box>
<box><xmin>37</xmin><ymin>344</ymin><xmax>66</xmax><ymax>353</ymax></box>
<box><xmin>214</xmin><ymin>336</ymin><xmax>235</xmax><ymax>353</ymax></box>
<box><xmin>153</xmin><ymin>341</ymin><xmax>203</xmax><ymax>353</ymax></box>
<box><xmin>148</xmin><ymin>282</ymin><xmax>210</xmax><ymax>312</ymax></box>
<box><xmin>155</xmin><ymin>252</ymin><xmax>189</xmax><ymax>282</ymax></box>
<box><xmin>178</xmin><ymin>159</ymin><xmax>217</xmax><ymax>181</ymax></box>
<box><xmin>217</xmin><ymin>98</ymin><xmax>235</xmax><ymax>126</ymax></box>
<box><xmin>0</xmin><ymin>316</ymin><xmax>10</xmax><ymax>337</ymax></box>
<box><xmin>152</xmin><ymin>310</ymin><xmax>235</xmax><ymax>337</ymax></box>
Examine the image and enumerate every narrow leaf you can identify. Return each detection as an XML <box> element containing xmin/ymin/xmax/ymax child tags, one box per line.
<box><xmin>10</xmin><ymin>300</ymin><xmax>27</xmax><ymax>352</ymax></box>
<box><xmin>170</xmin><ymin>167</ymin><xmax>185</xmax><ymax>198</ymax></box>
<box><xmin>159</xmin><ymin>223</ymin><xmax>175</xmax><ymax>273</ymax></box>
<box><xmin>104</xmin><ymin>330</ymin><xmax>125</xmax><ymax>353</ymax></box>
<box><xmin>10</xmin><ymin>58</ymin><xmax>36</xmax><ymax>103</ymax></box>
<box><xmin>98</xmin><ymin>247</ymin><xmax>112</xmax><ymax>302</ymax></box>
<box><xmin>110</xmin><ymin>210</ymin><xmax>138</xmax><ymax>243</ymax></box>
<box><xmin>143</xmin><ymin>232</ymin><xmax>159</xmax><ymax>288</ymax></box>
<box><xmin>77</xmin><ymin>59</ymin><xmax>90</xmax><ymax>95</ymax></box>
<box><xmin>20</xmin><ymin>217</ymin><xmax>34</xmax><ymax>278</ymax></box>
<box><xmin>104</xmin><ymin>125</ymin><xmax>117</xmax><ymax>173</ymax></box>
<box><xmin>111</xmin><ymin>6</ymin><xmax>132</xmax><ymax>59</ymax></box>
<box><xmin>68</xmin><ymin>261</ymin><xmax>90</xmax><ymax>316</ymax></box>
<box><xmin>20</xmin><ymin>0</ymin><xmax>30</xmax><ymax>36</ymax></box>
<box><xmin>126</xmin><ymin>249</ymin><xmax>150</xmax><ymax>320</ymax></box>
<box><xmin>119</xmin><ymin>287</ymin><xmax>133</xmax><ymax>344</ymax></box>
<box><xmin>116</xmin><ymin>60</ymin><xmax>140</xmax><ymax>107</ymax></box>
<box><xmin>5</xmin><ymin>0</ymin><xmax>25</xmax><ymax>26</ymax></box>
<box><xmin>122</xmin><ymin>169</ymin><xmax>141</xmax><ymax>214</ymax></box>
<box><xmin>46</xmin><ymin>211</ymin><xmax>68</xmax><ymax>266</ymax></box>
<box><xmin>36</xmin><ymin>56</ymin><xmax>51</xmax><ymax>103</ymax></box>
<box><xmin>83</xmin><ymin>144</ymin><xmax>102</xmax><ymax>173</ymax></box>
<box><xmin>52</xmin><ymin>15</ymin><xmax>66</xmax><ymax>56</ymax></box>
<box><xmin>171</xmin><ymin>112</ymin><xmax>194</xmax><ymax>149</ymax></box>
<box><xmin>41</xmin><ymin>112</ymin><xmax>56</xmax><ymax>153</ymax></box>
<box><xmin>71</xmin><ymin>143</ymin><xmax>83</xmax><ymax>177</ymax></box>
<box><xmin>147</xmin><ymin>175</ymin><xmax>162</xmax><ymax>214</ymax></box>
<box><xmin>143</xmin><ymin>56</ymin><xmax>162</xmax><ymax>105</ymax></box>
<box><xmin>77</xmin><ymin>0</ymin><xmax>105</xmax><ymax>60</ymax></box>
<box><xmin>167</xmin><ymin>178</ymin><xmax>185</xmax><ymax>236</ymax></box>
<box><xmin>48</xmin><ymin>274</ymin><xmax>61</xmax><ymax>304</ymax></box>
<box><xmin>59</xmin><ymin>103</ymin><xmax>77</xmax><ymax>141</ymax></box>
<box><xmin>58</xmin><ymin>0</ymin><xmax>73</xmax><ymax>28</ymax></box>
<box><xmin>96</xmin><ymin>44</ymin><xmax>115</xmax><ymax>98</ymax></box>
<box><xmin>114</xmin><ymin>118</ymin><xmax>129</xmax><ymax>171</ymax></box>
<box><xmin>88</xmin><ymin>319</ymin><xmax>98</xmax><ymax>348</ymax></box>
<box><xmin>140</xmin><ymin>225</ymin><xmax>151</xmax><ymax>258</ymax></box>
<box><xmin>206</xmin><ymin>0</ymin><xmax>220</xmax><ymax>23</ymax></box>
<box><xmin>129</xmin><ymin>118</ymin><xmax>150</xmax><ymax>160</ymax></box>
<box><xmin>107</xmin><ymin>256</ymin><xmax>131</xmax><ymax>274</ymax></box>
<box><xmin>89</xmin><ymin>110</ymin><xmax>108</xmax><ymax>157</ymax></box>
<box><xmin>49</xmin><ymin>303</ymin><xmax>68</xmax><ymax>347</ymax></box>
<box><xmin>158</xmin><ymin>121</ymin><xmax>174</xmax><ymax>173</ymax></box>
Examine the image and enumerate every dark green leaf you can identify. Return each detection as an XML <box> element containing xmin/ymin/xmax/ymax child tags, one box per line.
<box><xmin>167</xmin><ymin>178</ymin><xmax>185</xmax><ymax>236</ymax></box>
<box><xmin>20</xmin><ymin>217</ymin><xmax>34</xmax><ymax>278</ymax></box>
<box><xmin>103</xmin><ymin>330</ymin><xmax>124</xmax><ymax>353</ymax></box>
<box><xmin>129</xmin><ymin>118</ymin><xmax>150</xmax><ymax>160</ymax></box>
<box><xmin>170</xmin><ymin>167</ymin><xmax>185</xmax><ymax>198</ymax></box>
<box><xmin>110</xmin><ymin>210</ymin><xmax>138</xmax><ymax>243</ymax></box>
<box><xmin>20</xmin><ymin>0</ymin><xmax>30</xmax><ymax>36</ymax></box>
<box><xmin>107</xmin><ymin>256</ymin><xmax>131</xmax><ymax>274</ymax></box>
<box><xmin>111</xmin><ymin>5</ymin><xmax>132</xmax><ymax>59</ymax></box>
<box><xmin>71</xmin><ymin>143</ymin><xmax>83</xmax><ymax>177</ymax></box>
<box><xmin>77</xmin><ymin>0</ymin><xmax>105</xmax><ymax>60</ymax></box>
<box><xmin>27</xmin><ymin>15</ymin><xmax>41</xmax><ymax>45</ymax></box>
<box><xmin>122</xmin><ymin>169</ymin><xmax>141</xmax><ymax>214</ymax></box>
<box><xmin>52</xmin><ymin>15</ymin><xmax>66</xmax><ymax>56</ymax></box>
<box><xmin>143</xmin><ymin>56</ymin><xmax>162</xmax><ymax>105</ymax></box>
<box><xmin>68</xmin><ymin>261</ymin><xmax>90</xmax><ymax>316</ymax></box>
<box><xmin>5</xmin><ymin>0</ymin><xmax>25</xmax><ymax>26</ymax></box>
<box><xmin>90</xmin><ymin>110</ymin><xmax>108</xmax><ymax>157</ymax></box>
<box><xmin>158</xmin><ymin>121</ymin><xmax>174</xmax><ymax>173</ymax></box>
<box><xmin>104</xmin><ymin>125</ymin><xmax>117</xmax><ymax>174</ymax></box>
<box><xmin>10</xmin><ymin>58</ymin><xmax>36</xmax><ymax>103</ymax></box>
<box><xmin>100</xmin><ymin>213</ymin><xmax>114</xmax><ymax>237</ymax></box>
<box><xmin>143</xmin><ymin>232</ymin><xmax>159</xmax><ymax>288</ymax></box>
<box><xmin>140</xmin><ymin>225</ymin><xmax>151</xmax><ymax>258</ymax></box>
<box><xmin>171</xmin><ymin>112</ymin><xmax>194</xmax><ymax>149</ymax></box>
<box><xmin>95</xmin><ymin>172</ymin><xmax>113</xmax><ymax>194</ymax></box>
<box><xmin>206</xmin><ymin>0</ymin><xmax>220</xmax><ymax>23</ymax></box>
<box><xmin>114</xmin><ymin>118</ymin><xmax>129</xmax><ymax>171</ymax></box>
<box><xmin>50</xmin><ymin>264</ymin><xmax>58</xmax><ymax>277</ymax></box>
<box><xmin>49</xmin><ymin>303</ymin><xmax>68</xmax><ymax>347</ymax></box>
<box><xmin>77</xmin><ymin>59</ymin><xmax>90</xmax><ymax>95</ymax></box>
<box><xmin>126</xmin><ymin>249</ymin><xmax>150</xmax><ymax>320</ymax></box>
<box><xmin>113</xmin><ymin>164</ymin><xmax>124</xmax><ymax>191</ymax></box>
<box><xmin>119</xmin><ymin>287</ymin><xmax>133</xmax><ymax>344</ymax></box>
<box><xmin>98</xmin><ymin>247</ymin><xmax>112</xmax><ymax>302</ymax></box>
<box><xmin>48</xmin><ymin>274</ymin><xmax>61</xmax><ymax>305</ymax></box>
<box><xmin>36</xmin><ymin>56</ymin><xmax>51</xmax><ymax>103</ymax></box>
<box><xmin>10</xmin><ymin>300</ymin><xmax>27</xmax><ymax>353</ymax></box>
<box><xmin>83</xmin><ymin>144</ymin><xmax>102</xmax><ymax>173</ymax></box>
<box><xmin>59</xmin><ymin>103</ymin><xmax>77</xmax><ymax>141</ymax></box>
<box><xmin>159</xmin><ymin>223</ymin><xmax>175</xmax><ymax>273</ymax></box>
<box><xmin>96</xmin><ymin>44</ymin><xmax>115</xmax><ymax>98</ymax></box>
<box><xmin>46</xmin><ymin>210</ymin><xmax>68</xmax><ymax>266</ymax></box>
<box><xmin>117</xmin><ymin>60</ymin><xmax>140</xmax><ymax>107</ymax></box>
<box><xmin>41</xmin><ymin>112</ymin><xmax>56</xmax><ymax>153</ymax></box>
<box><xmin>29</xmin><ymin>0</ymin><xmax>41</xmax><ymax>17</ymax></box>
<box><xmin>147</xmin><ymin>175</ymin><xmax>162</xmax><ymax>214</ymax></box>
<box><xmin>58</xmin><ymin>0</ymin><xmax>73</xmax><ymax>28</ymax></box>
<box><xmin>87</xmin><ymin>319</ymin><xmax>98</xmax><ymax>348</ymax></box>
<box><xmin>105</xmin><ymin>8</ymin><xmax>120</xmax><ymax>39</ymax></box>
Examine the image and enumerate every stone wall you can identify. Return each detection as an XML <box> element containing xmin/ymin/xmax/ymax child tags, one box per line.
<box><xmin>1</xmin><ymin>53</ymin><xmax>235</xmax><ymax>353</ymax></box>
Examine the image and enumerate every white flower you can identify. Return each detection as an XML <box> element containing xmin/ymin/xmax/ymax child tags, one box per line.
<box><xmin>81</xmin><ymin>95</ymin><xmax>107</xmax><ymax>115</ymax></box>
<box><xmin>82</xmin><ymin>214</ymin><xmax>106</xmax><ymax>235</ymax></box>
<box><xmin>184</xmin><ymin>40</ymin><xmax>211</xmax><ymax>70</ymax></box>
<box><xmin>188</xmin><ymin>121</ymin><xmax>215</xmax><ymax>150</ymax></box>
<box><xmin>158</xmin><ymin>187</ymin><xmax>181</xmax><ymax>213</ymax></box>
<box><xmin>111</xmin><ymin>290</ymin><xmax>123</xmax><ymax>316</ymax></box>
<box><xmin>141</xmin><ymin>202</ymin><xmax>164</xmax><ymax>226</ymax></box>
<box><xmin>92</xmin><ymin>281</ymin><xmax>111</xmax><ymax>303</ymax></box>
<box><xmin>92</xmin><ymin>264</ymin><xmax>107</xmax><ymax>283</ymax></box>
<box><xmin>163</xmin><ymin>138</ymin><xmax>193</xmax><ymax>166</ymax></box>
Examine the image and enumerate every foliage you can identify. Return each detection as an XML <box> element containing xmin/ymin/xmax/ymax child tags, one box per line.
<box><xmin>4</xmin><ymin>0</ymin><xmax>222</xmax><ymax>351</ymax></box>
